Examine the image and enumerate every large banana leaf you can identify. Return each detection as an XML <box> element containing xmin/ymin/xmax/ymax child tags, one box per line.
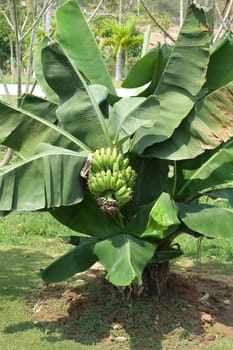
<box><xmin>50</xmin><ymin>195</ymin><xmax>122</xmax><ymax>239</ymax></box>
<box><xmin>0</xmin><ymin>145</ymin><xmax>87</xmax><ymax>210</ymax></box>
<box><xmin>122</xmin><ymin>44</ymin><xmax>173</xmax><ymax>97</ymax></box>
<box><xmin>20</xmin><ymin>94</ymin><xmax>57</xmax><ymax>123</ymax></box>
<box><xmin>56</xmin><ymin>0</ymin><xmax>116</xmax><ymax>95</ymax></box>
<box><xmin>123</xmin><ymin>158</ymin><xmax>169</xmax><ymax>237</ymax></box>
<box><xmin>0</xmin><ymin>100</ymin><xmax>89</xmax><ymax>157</ymax></box>
<box><xmin>174</xmin><ymin>139</ymin><xmax>233</xmax><ymax>199</ymax></box>
<box><xmin>21</xmin><ymin>88</ymin><xmax>108</xmax><ymax>123</ymax></box>
<box><xmin>206</xmin><ymin>188</ymin><xmax>233</xmax><ymax>207</ymax></box>
<box><xmin>126</xmin><ymin>156</ymin><xmax>169</xmax><ymax>212</ymax></box>
<box><xmin>133</xmin><ymin>4</ymin><xmax>212</xmax><ymax>153</ymax></box>
<box><xmin>42</xmin><ymin>43</ymin><xmax>111</xmax><ymax>149</ymax></box>
<box><xmin>145</xmin><ymin>81</ymin><xmax>233</xmax><ymax>160</ymax></box>
<box><xmin>124</xmin><ymin>202</ymin><xmax>155</xmax><ymax>238</ymax></box>
<box><xmin>41</xmin><ymin>238</ymin><xmax>98</xmax><ymax>283</ymax></box>
<box><xmin>178</xmin><ymin>202</ymin><xmax>233</xmax><ymax>239</ymax></box>
<box><xmin>33</xmin><ymin>37</ymin><xmax>59</xmax><ymax>104</ymax></box>
<box><xmin>140</xmin><ymin>192</ymin><xmax>180</xmax><ymax>240</ymax></box>
<box><xmin>143</xmin><ymin>32</ymin><xmax>233</xmax><ymax>161</ymax></box>
<box><xmin>121</xmin><ymin>48</ymin><xmax>161</xmax><ymax>88</ymax></box>
<box><xmin>107</xmin><ymin>96</ymin><xmax>159</xmax><ymax>144</ymax></box>
<box><xmin>206</xmin><ymin>31</ymin><xmax>233</xmax><ymax>93</ymax></box>
<box><xmin>94</xmin><ymin>234</ymin><xmax>155</xmax><ymax>286</ymax></box>
<box><xmin>153</xmin><ymin>246</ymin><xmax>183</xmax><ymax>263</ymax></box>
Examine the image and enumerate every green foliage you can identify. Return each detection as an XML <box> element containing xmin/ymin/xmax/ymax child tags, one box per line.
<box><xmin>0</xmin><ymin>1</ymin><xmax>54</xmax><ymax>75</ymax></box>
<box><xmin>93</xmin><ymin>15</ymin><xmax>143</xmax><ymax>79</ymax></box>
<box><xmin>0</xmin><ymin>11</ymin><xmax>11</xmax><ymax>72</ymax></box>
<box><xmin>0</xmin><ymin>0</ymin><xmax>233</xmax><ymax>291</ymax></box>
<box><xmin>56</xmin><ymin>0</ymin><xmax>115</xmax><ymax>94</ymax></box>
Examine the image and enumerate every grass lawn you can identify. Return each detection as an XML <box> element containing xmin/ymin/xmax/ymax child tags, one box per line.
<box><xmin>0</xmin><ymin>213</ymin><xmax>100</xmax><ymax>350</ymax></box>
<box><xmin>0</xmin><ymin>211</ymin><xmax>232</xmax><ymax>349</ymax></box>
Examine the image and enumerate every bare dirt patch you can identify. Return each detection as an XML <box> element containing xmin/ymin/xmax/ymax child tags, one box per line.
<box><xmin>32</xmin><ymin>263</ymin><xmax>233</xmax><ymax>350</ymax></box>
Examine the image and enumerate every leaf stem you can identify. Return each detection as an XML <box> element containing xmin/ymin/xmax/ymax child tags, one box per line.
<box><xmin>116</xmin><ymin>211</ymin><xmax>125</xmax><ymax>229</ymax></box>
<box><xmin>172</xmin><ymin>161</ymin><xmax>177</xmax><ymax>197</ymax></box>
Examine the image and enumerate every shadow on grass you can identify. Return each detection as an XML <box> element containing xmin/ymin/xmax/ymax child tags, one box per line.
<box><xmin>4</xmin><ymin>321</ymin><xmax>35</xmax><ymax>333</ymax></box>
<box><xmin>2</xmin><ymin>255</ymin><xmax>233</xmax><ymax>350</ymax></box>
<box><xmin>0</xmin><ymin>247</ymin><xmax>52</xmax><ymax>299</ymax></box>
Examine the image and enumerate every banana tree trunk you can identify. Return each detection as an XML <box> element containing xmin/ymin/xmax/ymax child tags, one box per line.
<box><xmin>115</xmin><ymin>47</ymin><xmax>124</xmax><ymax>82</ymax></box>
<box><xmin>142</xmin><ymin>261</ymin><xmax>170</xmax><ymax>297</ymax></box>
<box><xmin>119</xmin><ymin>261</ymin><xmax>170</xmax><ymax>299</ymax></box>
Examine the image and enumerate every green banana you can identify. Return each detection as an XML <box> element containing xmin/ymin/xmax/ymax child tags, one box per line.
<box><xmin>113</xmin><ymin>162</ymin><xmax>120</xmax><ymax>173</ymax></box>
<box><xmin>112</xmin><ymin>147</ymin><xmax>118</xmax><ymax>156</ymax></box>
<box><xmin>110</xmin><ymin>175</ymin><xmax>117</xmax><ymax>190</ymax></box>
<box><xmin>117</xmin><ymin>193</ymin><xmax>131</xmax><ymax>206</ymax></box>
<box><xmin>90</xmin><ymin>161</ymin><xmax>99</xmax><ymax>173</ymax></box>
<box><xmin>105</xmin><ymin>169</ymin><xmax>112</xmax><ymax>188</ymax></box>
<box><xmin>87</xmin><ymin>147</ymin><xmax>137</xmax><ymax>209</ymax></box>
<box><xmin>100</xmin><ymin>170</ymin><xmax>106</xmax><ymax>178</ymax></box>
<box><xmin>115</xmin><ymin>185</ymin><xmax>128</xmax><ymax>197</ymax></box>
<box><xmin>104</xmin><ymin>148</ymin><xmax>112</xmax><ymax>169</ymax></box>
<box><xmin>95</xmin><ymin>176</ymin><xmax>107</xmax><ymax>192</ymax></box>
<box><xmin>88</xmin><ymin>178</ymin><xmax>102</xmax><ymax>197</ymax></box>
<box><xmin>109</xmin><ymin>147</ymin><xmax>118</xmax><ymax>167</ymax></box>
<box><xmin>123</xmin><ymin>157</ymin><xmax>129</xmax><ymax>168</ymax></box>
<box><xmin>128</xmin><ymin>172</ymin><xmax>137</xmax><ymax>187</ymax></box>
<box><xmin>115</xmin><ymin>153</ymin><xmax>124</xmax><ymax>169</ymax></box>
<box><xmin>90</xmin><ymin>156</ymin><xmax>99</xmax><ymax>173</ymax></box>
<box><xmin>100</xmin><ymin>147</ymin><xmax>105</xmax><ymax>157</ymax></box>
<box><xmin>116</xmin><ymin>188</ymin><xmax>132</xmax><ymax>205</ymax></box>
<box><xmin>106</xmin><ymin>147</ymin><xmax>112</xmax><ymax>158</ymax></box>
<box><xmin>123</xmin><ymin>166</ymin><xmax>137</xmax><ymax>186</ymax></box>
<box><xmin>98</xmin><ymin>147</ymin><xmax>112</xmax><ymax>169</ymax></box>
<box><xmin>92</xmin><ymin>149</ymin><xmax>103</xmax><ymax>170</ymax></box>
<box><xmin>115</xmin><ymin>178</ymin><xmax>126</xmax><ymax>191</ymax></box>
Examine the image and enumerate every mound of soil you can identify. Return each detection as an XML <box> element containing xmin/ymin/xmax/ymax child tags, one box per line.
<box><xmin>32</xmin><ymin>263</ymin><xmax>233</xmax><ymax>349</ymax></box>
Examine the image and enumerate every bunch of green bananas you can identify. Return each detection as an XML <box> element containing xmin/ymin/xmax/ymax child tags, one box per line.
<box><xmin>87</xmin><ymin>147</ymin><xmax>137</xmax><ymax>208</ymax></box>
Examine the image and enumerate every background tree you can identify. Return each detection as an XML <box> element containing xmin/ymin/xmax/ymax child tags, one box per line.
<box><xmin>0</xmin><ymin>11</ymin><xmax>11</xmax><ymax>73</ymax></box>
<box><xmin>0</xmin><ymin>0</ymin><xmax>56</xmax><ymax>96</ymax></box>
<box><xmin>97</xmin><ymin>17</ymin><xmax>143</xmax><ymax>81</ymax></box>
<box><xmin>0</xmin><ymin>0</ymin><xmax>54</xmax><ymax>167</ymax></box>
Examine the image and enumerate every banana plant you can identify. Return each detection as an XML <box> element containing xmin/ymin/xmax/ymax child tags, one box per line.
<box><xmin>1</xmin><ymin>0</ymin><xmax>233</xmax><ymax>296</ymax></box>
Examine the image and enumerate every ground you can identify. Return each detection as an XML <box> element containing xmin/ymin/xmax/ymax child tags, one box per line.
<box><xmin>32</xmin><ymin>260</ymin><xmax>233</xmax><ymax>350</ymax></box>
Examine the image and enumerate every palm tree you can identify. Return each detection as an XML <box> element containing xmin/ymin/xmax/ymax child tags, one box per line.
<box><xmin>99</xmin><ymin>17</ymin><xmax>143</xmax><ymax>81</ymax></box>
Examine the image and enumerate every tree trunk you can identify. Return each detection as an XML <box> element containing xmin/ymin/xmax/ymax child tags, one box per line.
<box><xmin>25</xmin><ymin>1</ymin><xmax>38</xmax><ymax>93</ymax></box>
<box><xmin>0</xmin><ymin>68</ymin><xmax>13</xmax><ymax>104</ymax></box>
<box><xmin>11</xmin><ymin>0</ymin><xmax>22</xmax><ymax>98</ymax></box>
<box><xmin>180</xmin><ymin>0</ymin><xmax>184</xmax><ymax>28</ymax></box>
<box><xmin>43</xmin><ymin>2</ymin><xmax>52</xmax><ymax>34</ymax></box>
<box><xmin>0</xmin><ymin>148</ymin><xmax>13</xmax><ymax>168</ymax></box>
<box><xmin>117</xmin><ymin>261</ymin><xmax>170</xmax><ymax>299</ymax></box>
<box><xmin>142</xmin><ymin>261</ymin><xmax>170</xmax><ymax>297</ymax></box>
<box><xmin>124</xmin><ymin>49</ymin><xmax>128</xmax><ymax>78</ymax></box>
<box><xmin>9</xmin><ymin>40</ymin><xmax>15</xmax><ymax>83</ymax></box>
<box><xmin>115</xmin><ymin>47</ymin><xmax>124</xmax><ymax>82</ymax></box>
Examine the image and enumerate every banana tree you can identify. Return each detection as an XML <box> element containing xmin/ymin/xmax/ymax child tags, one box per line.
<box><xmin>1</xmin><ymin>0</ymin><xmax>233</xmax><ymax>297</ymax></box>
